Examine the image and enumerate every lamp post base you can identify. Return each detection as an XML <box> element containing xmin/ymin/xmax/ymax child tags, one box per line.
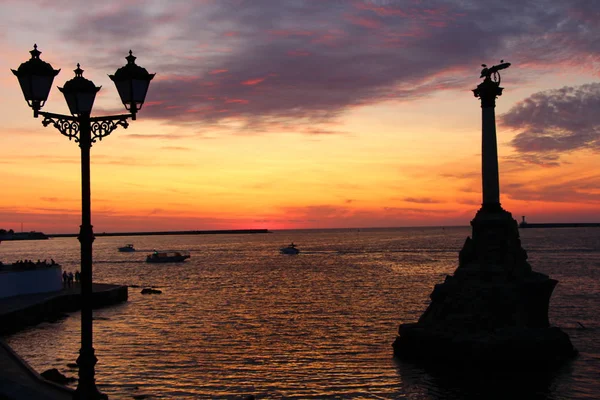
<box><xmin>74</xmin><ymin>347</ymin><xmax>107</xmax><ymax>400</ymax></box>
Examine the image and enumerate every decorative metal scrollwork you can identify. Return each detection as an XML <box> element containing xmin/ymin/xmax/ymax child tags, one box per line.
<box><xmin>41</xmin><ymin>114</ymin><xmax>80</xmax><ymax>143</ymax></box>
<box><xmin>91</xmin><ymin>117</ymin><xmax>129</xmax><ymax>143</ymax></box>
<box><xmin>38</xmin><ymin>112</ymin><xmax>132</xmax><ymax>147</ymax></box>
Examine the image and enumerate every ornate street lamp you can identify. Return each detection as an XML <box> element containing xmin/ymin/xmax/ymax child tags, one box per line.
<box><xmin>109</xmin><ymin>50</ymin><xmax>154</xmax><ymax>120</ymax></box>
<box><xmin>11</xmin><ymin>44</ymin><xmax>60</xmax><ymax>117</ymax></box>
<box><xmin>12</xmin><ymin>45</ymin><xmax>155</xmax><ymax>400</ymax></box>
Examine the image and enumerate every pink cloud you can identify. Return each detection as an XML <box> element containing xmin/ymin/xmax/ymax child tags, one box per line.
<box><xmin>242</xmin><ymin>77</ymin><xmax>266</xmax><ymax>86</ymax></box>
<box><xmin>144</xmin><ymin>101</ymin><xmax>165</xmax><ymax>107</ymax></box>
<box><xmin>268</xmin><ymin>29</ymin><xmax>315</xmax><ymax>37</ymax></box>
<box><xmin>345</xmin><ymin>14</ymin><xmax>382</xmax><ymax>29</ymax></box>
<box><xmin>225</xmin><ymin>98</ymin><xmax>249</xmax><ymax>104</ymax></box>
<box><xmin>154</xmin><ymin>75</ymin><xmax>198</xmax><ymax>83</ymax></box>
<box><xmin>354</xmin><ymin>2</ymin><xmax>408</xmax><ymax>17</ymax></box>
<box><xmin>210</xmin><ymin>69</ymin><xmax>229</xmax><ymax>75</ymax></box>
<box><xmin>287</xmin><ymin>50</ymin><xmax>311</xmax><ymax>57</ymax></box>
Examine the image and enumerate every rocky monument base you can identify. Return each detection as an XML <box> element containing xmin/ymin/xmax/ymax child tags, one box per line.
<box><xmin>393</xmin><ymin>207</ymin><xmax>576</xmax><ymax>367</ymax></box>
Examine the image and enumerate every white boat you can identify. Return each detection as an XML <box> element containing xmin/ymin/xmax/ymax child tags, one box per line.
<box><xmin>280</xmin><ymin>243</ymin><xmax>300</xmax><ymax>255</ymax></box>
<box><xmin>146</xmin><ymin>251</ymin><xmax>190</xmax><ymax>263</ymax></box>
<box><xmin>118</xmin><ymin>244</ymin><xmax>135</xmax><ymax>252</ymax></box>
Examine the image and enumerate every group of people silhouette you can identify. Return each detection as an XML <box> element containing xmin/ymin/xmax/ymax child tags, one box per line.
<box><xmin>62</xmin><ymin>270</ymin><xmax>80</xmax><ymax>287</ymax></box>
<box><xmin>0</xmin><ymin>258</ymin><xmax>58</xmax><ymax>269</ymax></box>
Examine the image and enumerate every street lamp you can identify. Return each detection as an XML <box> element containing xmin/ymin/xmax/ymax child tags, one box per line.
<box><xmin>12</xmin><ymin>45</ymin><xmax>155</xmax><ymax>400</ymax></box>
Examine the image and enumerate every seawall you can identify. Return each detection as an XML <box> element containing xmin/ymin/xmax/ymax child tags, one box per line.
<box><xmin>0</xmin><ymin>283</ymin><xmax>128</xmax><ymax>336</ymax></box>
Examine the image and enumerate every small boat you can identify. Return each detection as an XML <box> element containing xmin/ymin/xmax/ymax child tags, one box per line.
<box><xmin>146</xmin><ymin>250</ymin><xmax>190</xmax><ymax>263</ymax></box>
<box><xmin>280</xmin><ymin>243</ymin><xmax>300</xmax><ymax>255</ymax></box>
<box><xmin>118</xmin><ymin>244</ymin><xmax>135</xmax><ymax>252</ymax></box>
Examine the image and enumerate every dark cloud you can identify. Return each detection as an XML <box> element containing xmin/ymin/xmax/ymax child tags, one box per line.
<box><xmin>502</xmin><ymin>153</ymin><xmax>563</xmax><ymax>168</ymax></box>
<box><xmin>502</xmin><ymin>83</ymin><xmax>600</xmax><ymax>159</ymax></box>
<box><xmin>18</xmin><ymin>0</ymin><xmax>600</xmax><ymax>132</ymax></box>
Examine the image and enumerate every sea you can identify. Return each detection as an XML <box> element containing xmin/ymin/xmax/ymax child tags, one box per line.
<box><xmin>2</xmin><ymin>227</ymin><xmax>599</xmax><ymax>399</ymax></box>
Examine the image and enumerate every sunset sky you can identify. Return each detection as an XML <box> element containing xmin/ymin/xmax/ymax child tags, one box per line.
<box><xmin>0</xmin><ymin>0</ymin><xmax>599</xmax><ymax>233</ymax></box>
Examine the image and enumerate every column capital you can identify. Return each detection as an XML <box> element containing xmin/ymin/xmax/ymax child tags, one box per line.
<box><xmin>473</xmin><ymin>77</ymin><xmax>503</xmax><ymax>108</ymax></box>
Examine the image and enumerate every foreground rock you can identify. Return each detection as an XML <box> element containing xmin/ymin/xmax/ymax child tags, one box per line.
<box><xmin>41</xmin><ymin>368</ymin><xmax>77</xmax><ymax>385</ymax></box>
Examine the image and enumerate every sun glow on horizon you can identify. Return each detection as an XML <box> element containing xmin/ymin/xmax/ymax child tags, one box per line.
<box><xmin>1</xmin><ymin>1</ymin><xmax>599</xmax><ymax>233</ymax></box>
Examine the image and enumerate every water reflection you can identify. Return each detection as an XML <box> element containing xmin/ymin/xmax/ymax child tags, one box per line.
<box><xmin>3</xmin><ymin>228</ymin><xmax>599</xmax><ymax>398</ymax></box>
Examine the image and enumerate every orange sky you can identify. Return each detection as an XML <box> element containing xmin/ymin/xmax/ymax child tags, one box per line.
<box><xmin>0</xmin><ymin>1</ymin><xmax>599</xmax><ymax>233</ymax></box>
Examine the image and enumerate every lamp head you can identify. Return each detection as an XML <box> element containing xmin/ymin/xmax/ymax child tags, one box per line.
<box><xmin>11</xmin><ymin>44</ymin><xmax>61</xmax><ymax>116</ymax></box>
<box><xmin>109</xmin><ymin>50</ymin><xmax>155</xmax><ymax>119</ymax></box>
<box><xmin>58</xmin><ymin>64</ymin><xmax>101</xmax><ymax>117</ymax></box>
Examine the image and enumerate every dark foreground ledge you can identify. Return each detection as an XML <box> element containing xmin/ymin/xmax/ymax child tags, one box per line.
<box><xmin>0</xmin><ymin>283</ymin><xmax>128</xmax><ymax>336</ymax></box>
<box><xmin>393</xmin><ymin>322</ymin><xmax>577</xmax><ymax>368</ymax></box>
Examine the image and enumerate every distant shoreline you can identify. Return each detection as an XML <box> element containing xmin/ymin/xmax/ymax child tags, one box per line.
<box><xmin>47</xmin><ymin>229</ymin><xmax>271</xmax><ymax>238</ymax></box>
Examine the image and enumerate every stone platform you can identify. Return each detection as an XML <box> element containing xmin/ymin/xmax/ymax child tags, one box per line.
<box><xmin>393</xmin><ymin>207</ymin><xmax>576</xmax><ymax>366</ymax></box>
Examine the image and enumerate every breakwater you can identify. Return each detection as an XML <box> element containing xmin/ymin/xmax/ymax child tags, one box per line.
<box><xmin>519</xmin><ymin>216</ymin><xmax>600</xmax><ymax>229</ymax></box>
<box><xmin>48</xmin><ymin>229</ymin><xmax>270</xmax><ymax>238</ymax></box>
<box><xmin>519</xmin><ymin>222</ymin><xmax>600</xmax><ymax>229</ymax></box>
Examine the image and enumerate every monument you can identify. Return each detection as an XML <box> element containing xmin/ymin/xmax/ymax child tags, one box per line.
<box><xmin>392</xmin><ymin>62</ymin><xmax>576</xmax><ymax>366</ymax></box>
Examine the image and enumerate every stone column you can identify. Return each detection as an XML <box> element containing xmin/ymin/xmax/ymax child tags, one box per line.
<box><xmin>473</xmin><ymin>77</ymin><xmax>503</xmax><ymax>211</ymax></box>
<box><xmin>391</xmin><ymin>64</ymin><xmax>576</xmax><ymax>367</ymax></box>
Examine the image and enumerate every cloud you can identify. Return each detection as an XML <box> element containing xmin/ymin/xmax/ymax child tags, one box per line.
<box><xmin>502</xmin><ymin>153</ymin><xmax>563</xmax><ymax>168</ymax></box>
<box><xmin>503</xmin><ymin>174</ymin><xmax>600</xmax><ymax>203</ymax></box>
<box><xmin>403</xmin><ymin>197</ymin><xmax>443</xmax><ymax>204</ymax></box>
<box><xmin>271</xmin><ymin>203</ymin><xmax>466</xmax><ymax>228</ymax></box>
<box><xmin>502</xmin><ymin>83</ymin><xmax>600</xmax><ymax>160</ymax></box>
<box><xmin>7</xmin><ymin>0</ymin><xmax>600</xmax><ymax>133</ymax></box>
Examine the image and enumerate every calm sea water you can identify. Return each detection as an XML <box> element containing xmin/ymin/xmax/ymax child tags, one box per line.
<box><xmin>2</xmin><ymin>227</ymin><xmax>599</xmax><ymax>399</ymax></box>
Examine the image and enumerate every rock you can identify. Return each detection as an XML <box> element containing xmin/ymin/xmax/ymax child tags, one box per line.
<box><xmin>393</xmin><ymin>208</ymin><xmax>576</xmax><ymax>367</ymax></box>
<box><xmin>41</xmin><ymin>368</ymin><xmax>77</xmax><ymax>384</ymax></box>
<box><xmin>66</xmin><ymin>363</ymin><xmax>78</xmax><ymax>369</ymax></box>
<box><xmin>141</xmin><ymin>288</ymin><xmax>162</xmax><ymax>295</ymax></box>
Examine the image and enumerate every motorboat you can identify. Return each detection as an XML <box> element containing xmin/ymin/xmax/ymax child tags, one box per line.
<box><xmin>118</xmin><ymin>244</ymin><xmax>135</xmax><ymax>252</ymax></box>
<box><xmin>280</xmin><ymin>243</ymin><xmax>300</xmax><ymax>255</ymax></box>
<box><xmin>146</xmin><ymin>250</ymin><xmax>190</xmax><ymax>263</ymax></box>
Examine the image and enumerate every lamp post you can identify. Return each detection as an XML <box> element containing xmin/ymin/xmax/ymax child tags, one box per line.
<box><xmin>12</xmin><ymin>45</ymin><xmax>155</xmax><ymax>400</ymax></box>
